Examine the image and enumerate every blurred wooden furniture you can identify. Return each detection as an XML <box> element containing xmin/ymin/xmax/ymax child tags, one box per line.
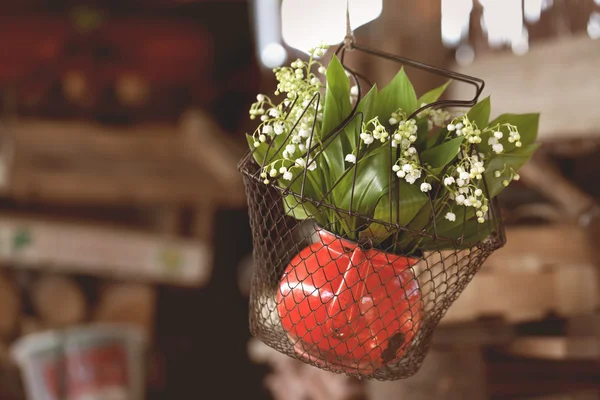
<box><xmin>0</xmin><ymin>110</ymin><xmax>245</xmax><ymax>207</ymax></box>
<box><xmin>0</xmin><ymin>272</ymin><xmax>19</xmax><ymax>338</ymax></box>
<box><xmin>505</xmin><ymin>314</ymin><xmax>600</xmax><ymax>362</ymax></box>
<box><xmin>450</xmin><ymin>34</ymin><xmax>600</xmax><ymax>143</ymax></box>
<box><xmin>440</xmin><ymin>224</ymin><xmax>598</xmax><ymax>325</ymax></box>
<box><xmin>506</xmin><ymin>337</ymin><xmax>600</xmax><ymax>360</ymax></box>
<box><xmin>0</xmin><ymin>213</ymin><xmax>211</xmax><ymax>287</ymax></box>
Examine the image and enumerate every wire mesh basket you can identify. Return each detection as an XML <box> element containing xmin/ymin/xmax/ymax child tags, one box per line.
<box><xmin>239</xmin><ymin>42</ymin><xmax>506</xmax><ymax>380</ymax></box>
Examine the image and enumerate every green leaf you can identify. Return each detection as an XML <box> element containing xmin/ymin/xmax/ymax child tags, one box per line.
<box><xmin>420</xmin><ymin>136</ymin><xmax>465</xmax><ymax>169</ymax></box>
<box><xmin>345</xmin><ymin>85</ymin><xmax>378</xmax><ymax>154</ymax></box>
<box><xmin>320</xmin><ymin>55</ymin><xmax>353</xmax><ymax>195</ymax></box>
<box><xmin>339</xmin><ymin>146</ymin><xmax>390</xmax><ymax>215</ymax></box>
<box><xmin>333</xmin><ymin>145</ymin><xmax>391</xmax><ymax>237</ymax></box>
<box><xmin>420</xmin><ymin>213</ymin><xmax>492</xmax><ymax>250</ymax></box>
<box><xmin>414</xmin><ymin>117</ymin><xmax>429</xmax><ymax>152</ymax></box>
<box><xmin>483</xmin><ymin>142</ymin><xmax>540</xmax><ymax>199</ymax></box>
<box><xmin>421</xmin><ymin>143</ymin><xmax>539</xmax><ymax>241</ymax></box>
<box><xmin>246</xmin><ymin>127</ymin><xmax>292</xmax><ymax>170</ymax></box>
<box><xmin>374</xmin><ymin>68</ymin><xmax>418</xmax><ymax>121</ymax></box>
<box><xmin>426</xmin><ymin>202</ymin><xmax>474</xmax><ymax>237</ymax></box>
<box><xmin>361</xmin><ymin>181</ymin><xmax>429</xmax><ymax>242</ymax></box>
<box><xmin>321</xmin><ymin>55</ymin><xmax>352</xmax><ymax>137</ymax></box>
<box><xmin>393</xmin><ymin>201</ymin><xmax>435</xmax><ymax>252</ymax></box>
<box><xmin>440</xmin><ymin>216</ymin><xmax>492</xmax><ymax>243</ymax></box>
<box><xmin>420</xmin><ymin>144</ymin><xmax>538</xmax><ymax>242</ymax></box>
<box><xmin>246</xmin><ymin>133</ymin><xmax>331</xmax><ymax>227</ymax></box>
<box><xmin>282</xmin><ymin>163</ymin><xmax>332</xmax><ymax>225</ymax></box>
<box><xmin>418</xmin><ymin>80</ymin><xmax>451</xmax><ymax>106</ymax></box>
<box><xmin>356</xmin><ymin>84</ymin><xmax>379</xmax><ymax>122</ymax></box>
<box><xmin>427</xmin><ymin>126</ymin><xmax>451</xmax><ymax>148</ymax></box>
<box><xmin>405</xmin><ymin>198</ymin><xmax>479</xmax><ymax>250</ymax></box>
<box><xmin>480</xmin><ymin>113</ymin><xmax>540</xmax><ymax>154</ymax></box>
<box><xmin>282</xmin><ymin>194</ymin><xmax>320</xmax><ymax>221</ymax></box>
<box><xmin>467</xmin><ymin>96</ymin><xmax>491</xmax><ymax>129</ymax></box>
<box><xmin>501</xmin><ymin>113</ymin><xmax>539</xmax><ymax>146</ymax></box>
<box><xmin>390</xmin><ymin>182</ymin><xmax>429</xmax><ymax>226</ymax></box>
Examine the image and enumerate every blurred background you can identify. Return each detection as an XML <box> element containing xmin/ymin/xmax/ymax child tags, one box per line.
<box><xmin>0</xmin><ymin>0</ymin><xmax>598</xmax><ymax>399</ymax></box>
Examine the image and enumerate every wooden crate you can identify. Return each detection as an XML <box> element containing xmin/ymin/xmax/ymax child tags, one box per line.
<box><xmin>439</xmin><ymin>225</ymin><xmax>598</xmax><ymax>325</ymax></box>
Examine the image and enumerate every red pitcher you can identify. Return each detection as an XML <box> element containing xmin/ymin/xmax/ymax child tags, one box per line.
<box><xmin>277</xmin><ymin>228</ymin><xmax>423</xmax><ymax>373</ymax></box>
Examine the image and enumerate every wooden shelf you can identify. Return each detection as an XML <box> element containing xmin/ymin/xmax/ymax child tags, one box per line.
<box><xmin>0</xmin><ymin>214</ymin><xmax>211</xmax><ymax>287</ymax></box>
<box><xmin>450</xmin><ymin>34</ymin><xmax>600</xmax><ymax>142</ymax></box>
<box><xmin>0</xmin><ymin>110</ymin><xmax>246</xmax><ymax>207</ymax></box>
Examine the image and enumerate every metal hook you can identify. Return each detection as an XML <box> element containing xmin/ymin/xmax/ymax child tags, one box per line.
<box><xmin>344</xmin><ymin>0</ymin><xmax>355</xmax><ymax>50</ymax></box>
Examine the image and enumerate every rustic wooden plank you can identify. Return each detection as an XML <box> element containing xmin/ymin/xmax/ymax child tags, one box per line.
<box><xmin>441</xmin><ymin>264</ymin><xmax>598</xmax><ymax>324</ymax></box>
<box><xmin>179</xmin><ymin>109</ymin><xmax>246</xmax><ymax>194</ymax></box>
<box><xmin>0</xmin><ymin>272</ymin><xmax>19</xmax><ymax>338</ymax></box>
<box><xmin>450</xmin><ymin>34</ymin><xmax>600</xmax><ymax>142</ymax></box>
<box><xmin>506</xmin><ymin>337</ymin><xmax>600</xmax><ymax>360</ymax></box>
<box><xmin>484</xmin><ymin>225</ymin><xmax>595</xmax><ymax>272</ymax></box>
<box><xmin>555</xmin><ymin>265</ymin><xmax>599</xmax><ymax>316</ymax></box>
<box><xmin>0</xmin><ymin>214</ymin><xmax>211</xmax><ymax>287</ymax></box>
<box><xmin>441</xmin><ymin>271</ymin><xmax>554</xmax><ymax>324</ymax></box>
<box><xmin>3</xmin><ymin>118</ymin><xmax>246</xmax><ymax>207</ymax></box>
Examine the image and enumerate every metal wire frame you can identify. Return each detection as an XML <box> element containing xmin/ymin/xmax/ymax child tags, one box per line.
<box><xmin>336</xmin><ymin>43</ymin><xmax>486</xmax><ymax>120</ymax></box>
<box><xmin>240</xmin><ymin>161</ymin><xmax>501</xmax><ymax>380</ymax></box>
<box><xmin>238</xmin><ymin>40</ymin><xmax>507</xmax><ymax>380</ymax></box>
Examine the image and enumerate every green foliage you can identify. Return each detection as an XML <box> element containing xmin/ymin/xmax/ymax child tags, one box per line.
<box><xmin>467</xmin><ymin>96</ymin><xmax>491</xmax><ymax>129</ymax></box>
<box><xmin>418</xmin><ymin>80</ymin><xmax>451</xmax><ymax>105</ymax></box>
<box><xmin>360</xmin><ymin>181</ymin><xmax>429</xmax><ymax>242</ymax></box>
<box><xmin>373</xmin><ymin>68</ymin><xmax>418</xmax><ymax>121</ymax></box>
<box><xmin>245</xmin><ymin>52</ymin><xmax>540</xmax><ymax>253</ymax></box>
<box><xmin>421</xmin><ymin>136</ymin><xmax>465</xmax><ymax>170</ymax></box>
<box><xmin>484</xmin><ymin>143</ymin><xmax>540</xmax><ymax>198</ymax></box>
<box><xmin>320</xmin><ymin>55</ymin><xmax>353</xmax><ymax>198</ymax></box>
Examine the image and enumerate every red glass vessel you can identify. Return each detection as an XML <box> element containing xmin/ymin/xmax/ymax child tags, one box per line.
<box><xmin>277</xmin><ymin>228</ymin><xmax>423</xmax><ymax>373</ymax></box>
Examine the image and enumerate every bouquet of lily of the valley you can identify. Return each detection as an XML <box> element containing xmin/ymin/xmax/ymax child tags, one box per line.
<box><xmin>246</xmin><ymin>44</ymin><xmax>539</xmax><ymax>253</ymax></box>
<box><xmin>241</xmin><ymin>44</ymin><xmax>539</xmax><ymax>377</ymax></box>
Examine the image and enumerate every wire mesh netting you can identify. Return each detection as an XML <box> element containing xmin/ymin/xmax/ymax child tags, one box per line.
<box><xmin>239</xmin><ymin>43</ymin><xmax>506</xmax><ymax>380</ymax></box>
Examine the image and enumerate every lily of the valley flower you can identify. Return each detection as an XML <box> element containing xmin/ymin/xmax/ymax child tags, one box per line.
<box><xmin>360</xmin><ymin>132</ymin><xmax>374</xmax><ymax>145</ymax></box>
